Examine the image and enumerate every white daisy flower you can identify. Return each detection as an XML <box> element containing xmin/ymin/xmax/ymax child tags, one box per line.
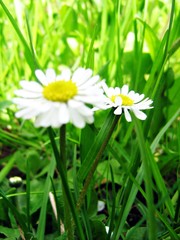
<box><xmin>102</xmin><ymin>83</ymin><xmax>153</xmax><ymax>122</ymax></box>
<box><xmin>13</xmin><ymin>68</ymin><xmax>106</xmax><ymax>128</ymax></box>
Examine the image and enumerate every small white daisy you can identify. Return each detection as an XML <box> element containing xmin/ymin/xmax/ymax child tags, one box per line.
<box><xmin>13</xmin><ymin>68</ymin><xmax>106</xmax><ymax>128</ymax></box>
<box><xmin>102</xmin><ymin>83</ymin><xmax>153</xmax><ymax>122</ymax></box>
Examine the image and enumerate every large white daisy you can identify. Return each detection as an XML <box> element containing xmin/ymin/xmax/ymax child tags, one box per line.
<box><xmin>13</xmin><ymin>68</ymin><xmax>106</xmax><ymax>128</ymax></box>
<box><xmin>102</xmin><ymin>83</ymin><xmax>153</xmax><ymax>122</ymax></box>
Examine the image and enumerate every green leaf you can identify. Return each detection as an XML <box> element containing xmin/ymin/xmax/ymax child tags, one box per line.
<box><xmin>90</xmin><ymin>220</ymin><xmax>107</xmax><ymax>240</ymax></box>
<box><xmin>0</xmin><ymin>226</ymin><xmax>19</xmax><ymax>238</ymax></box>
<box><xmin>96</xmin><ymin>159</ymin><xmax>123</xmax><ymax>184</ymax></box>
<box><xmin>78</xmin><ymin>111</ymin><xmax>119</xmax><ymax>182</ymax></box>
<box><xmin>126</xmin><ymin>227</ymin><xmax>148</xmax><ymax>240</ymax></box>
<box><xmin>80</xmin><ymin>124</ymin><xmax>96</xmax><ymax>163</ymax></box>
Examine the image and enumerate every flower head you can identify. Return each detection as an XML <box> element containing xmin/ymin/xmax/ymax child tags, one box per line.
<box><xmin>13</xmin><ymin>68</ymin><xmax>106</xmax><ymax>128</ymax></box>
<box><xmin>102</xmin><ymin>83</ymin><xmax>153</xmax><ymax>122</ymax></box>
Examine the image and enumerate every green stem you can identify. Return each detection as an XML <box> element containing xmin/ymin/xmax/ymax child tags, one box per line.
<box><xmin>77</xmin><ymin>115</ymin><xmax>120</xmax><ymax>211</ymax></box>
<box><xmin>60</xmin><ymin>125</ymin><xmax>74</xmax><ymax>240</ymax></box>
<box><xmin>48</xmin><ymin>127</ymin><xmax>85</xmax><ymax>240</ymax></box>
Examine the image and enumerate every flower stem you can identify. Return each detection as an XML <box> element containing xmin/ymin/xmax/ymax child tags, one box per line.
<box><xmin>60</xmin><ymin>125</ymin><xmax>74</xmax><ymax>240</ymax></box>
<box><xmin>48</xmin><ymin>127</ymin><xmax>85</xmax><ymax>239</ymax></box>
<box><xmin>76</xmin><ymin>114</ymin><xmax>120</xmax><ymax>211</ymax></box>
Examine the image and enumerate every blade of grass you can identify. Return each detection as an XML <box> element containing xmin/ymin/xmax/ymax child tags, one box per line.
<box><xmin>36</xmin><ymin>155</ymin><xmax>56</xmax><ymax>239</ymax></box>
<box><xmin>0</xmin><ymin>152</ymin><xmax>18</xmax><ymax>183</ymax></box>
<box><xmin>0</xmin><ymin>128</ymin><xmax>41</xmax><ymax>150</ymax></box>
<box><xmin>0</xmin><ymin>0</ymin><xmax>35</xmax><ymax>71</ymax></box>
<box><xmin>26</xmin><ymin>157</ymin><xmax>31</xmax><ymax>233</ymax></box>
<box><xmin>25</xmin><ymin>12</ymin><xmax>39</xmax><ymax>69</ymax></box>
<box><xmin>163</xmin><ymin>0</ymin><xmax>175</xmax><ymax>61</ymax></box>
<box><xmin>151</xmin><ymin>108</ymin><xmax>180</xmax><ymax>153</ymax></box>
<box><xmin>0</xmin><ymin>190</ymin><xmax>30</xmax><ymax>239</ymax></box>
<box><xmin>156</xmin><ymin>211</ymin><xmax>179</xmax><ymax>240</ymax></box>
<box><xmin>149</xmin><ymin>108</ymin><xmax>180</xmax><ymax>218</ymax></box>
<box><xmin>111</xmin><ymin>163</ymin><xmax>145</xmax><ymax>240</ymax></box>
<box><xmin>78</xmin><ymin>111</ymin><xmax>120</xmax><ymax>182</ymax></box>
<box><xmin>107</xmin><ymin>165</ymin><xmax>116</xmax><ymax>240</ymax></box>
<box><xmin>76</xmin><ymin>113</ymin><xmax>120</xmax><ymax>211</ymax></box>
<box><xmin>133</xmin><ymin>117</ymin><xmax>157</xmax><ymax>240</ymax></box>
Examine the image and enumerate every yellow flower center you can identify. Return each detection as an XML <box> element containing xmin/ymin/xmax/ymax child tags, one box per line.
<box><xmin>111</xmin><ymin>94</ymin><xmax>134</xmax><ymax>106</ymax></box>
<box><xmin>43</xmin><ymin>80</ymin><xmax>78</xmax><ymax>102</ymax></box>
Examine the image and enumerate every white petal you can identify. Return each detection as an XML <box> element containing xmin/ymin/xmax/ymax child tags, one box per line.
<box><xmin>13</xmin><ymin>98</ymin><xmax>36</xmax><ymax>106</ymax></box>
<box><xmin>79</xmin><ymin>75</ymin><xmax>100</xmax><ymax>88</ymax></box>
<box><xmin>132</xmin><ymin>109</ymin><xmax>147</xmax><ymax>120</ymax></box>
<box><xmin>124</xmin><ymin>108</ymin><xmax>132</xmax><ymax>122</ymax></box>
<box><xmin>38</xmin><ymin>100</ymin><xmax>53</xmax><ymax>112</ymax></box>
<box><xmin>134</xmin><ymin>98</ymin><xmax>153</xmax><ymax>109</ymax></box>
<box><xmin>114</xmin><ymin>96</ymin><xmax>122</xmax><ymax>106</ymax></box>
<box><xmin>128</xmin><ymin>90</ymin><xmax>135</xmax><ymax>96</ymax></box>
<box><xmin>128</xmin><ymin>91</ymin><xmax>137</xmax><ymax>100</ymax></box>
<box><xmin>121</xmin><ymin>85</ymin><xmax>129</xmax><ymax>95</ymax></box>
<box><xmin>69</xmin><ymin>109</ymin><xmax>86</xmax><ymax>128</ymax></box>
<box><xmin>56</xmin><ymin>68</ymin><xmax>71</xmax><ymax>81</ymax></box>
<box><xmin>84</xmin><ymin>114</ymin><xmax>94</xmax><ymax>124</ymax></box>
<box><xmin>77</xmin><ymin>105</ymin><xmax>93</xmax><ymax>117</ymax></box>
<box><xmin>45</xmin><ymin>69</ymin><xmax>56</xmax><ymax>83</ymax></box>
<box><xmin>107</xmin><ymin>87</ymin><xmax>117</xmax><ymax>98</ymax></box>
<box><xmin>101</xmin><ymin>82</ymin><xmax>110</xmax><ymax>95</ymax></box>
<box><xmin>15</xmin><ymin>107</ymin><xmax>40</xmax><ymax>119</ymax></box>
<box><xmin>133</xmin><ymin>93</ymin><xmax>145</xmax><ymax>103</ymax></box>
<box><xmin>114</xmin><ymin>106</ymin><xmax>122</xmax><ymax>115</ymax></box>
<box><xmin>35</xmin><ymin>69</ymin><xmax>48</xmax><ymax>85</ymax></box>
<box><xmin>68</xmin><ymin>99</ymin><xmax>82</xmax><ymax>108</ymax></box>
<box><xmin>35</xmin><ymin>113</ymin><xmax>50</xmax><ymax>127</ymax></box>
<box><xmin>14</xmin><ymin>89</ymin><xmax>42</xmax><ymax>98</ymax></box>
<box><xmin>58</xmin><ymin>103</ymin><xmax>70</xmax><ymax>124</ymax></box>
<box><xmin>72</xmin><ymin>68</ymin><xmax>93</xmax><ymax>86</ymax></box>
<box><xmin>20</xmin><ymin>81</ymin><xmax>43</xmax><ymax>92</ymax></box>
<box><xmin>35</xmin><ymin>108</ymin><xmax>60</xmax><ymax>128</ymax></box>
<box><xmin>114</xmin><ymin>87</ymin><xmax>121</xmax><ymax>95</ymax></box>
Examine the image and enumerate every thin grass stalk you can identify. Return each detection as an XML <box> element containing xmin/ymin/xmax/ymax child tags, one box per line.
<box><xmin>26</xmin><ymin>158</ymin><xmax>31</xmax><ymax>233</ymax></box>
<box><xmin>60</xmin><ymin>125</ymin><xmax>74</xmax><ymax>240</ymax></box>
<box><xmin>0</xmin><ymin>0</ymin><xmax>35</xmax><ymax>71</ymax></box>
<box><xmin>134</xmin><ymin>118</ymin><xmax>157</xmax><ymax>240</ymax></box>
<box><xmin>76</xmin><ymin>114</ymin><xmax>120</xmax><ymax>211</ymax></box>
<box><xmin>25</xmin><ymin>12</ymin><xmax>39</xmax><ymax>69</ymax></box>
<box><xmin>111</xmin><ymin>162</ymin><xmax>144</xmax><ymax>240</ymax></box>
<box><xmin>163</xmin><ymin>0</ymin><xmax>175</xmax><ymax>61</ymax></box>
<box><xmin>107</xmin><ymin>166</ymin><xmax>116</xmax><ymax>240</ymax></box>
<box><xmin>36</xmin><ymin>154</ymin><xmax>56</xmax><ymax>239</ymax></box>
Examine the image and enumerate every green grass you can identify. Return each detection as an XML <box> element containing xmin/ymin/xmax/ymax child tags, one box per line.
<box><xmin>0</xmin><ymin>0</ymin><xmax>180</xmax><ymax>239</ymax></box>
